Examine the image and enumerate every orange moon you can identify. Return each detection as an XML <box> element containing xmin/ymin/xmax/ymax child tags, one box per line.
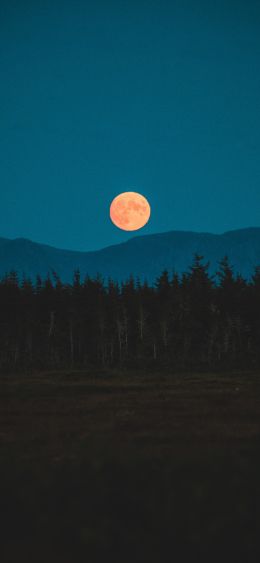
<box><xmin>110</xmin><ymin>191</ymin><xmax>151</xmax><ymax>231</ymax></box>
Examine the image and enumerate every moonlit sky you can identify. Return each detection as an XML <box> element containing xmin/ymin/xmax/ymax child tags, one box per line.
<box><xmin>1</xmin><ymin>0</ymin><xmax>260</xmax><ymax>251</ymax></box>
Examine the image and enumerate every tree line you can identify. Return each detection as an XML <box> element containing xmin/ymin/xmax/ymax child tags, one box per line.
<box><xmin>0</xmin><ymin>255</ymin><xmax>259</xmax><ymax>373</ymax></box>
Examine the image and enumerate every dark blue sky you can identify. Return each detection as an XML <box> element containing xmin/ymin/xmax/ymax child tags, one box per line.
<box><xmin>1</xmin><ymin>0</ymin><xmax>259</xmax><ymax>250</ymax></box>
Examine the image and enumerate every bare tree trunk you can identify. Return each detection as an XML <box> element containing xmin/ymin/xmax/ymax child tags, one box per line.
<box><xmin>160</xmin><ymin>319</ymin><xmax>168</xmax><ymax>348</ymax></box>
<box><xmin>48</xmin><ymin>311</ymin><xmax>55</xmax><ymax>337</ymax></box>
<box><xmin>138</xmin><ymin>305</ymin><xmax>146</xmax><ymax>341</ymax></box>
<box><xmin>69</xmin><ymin>320</ymin><xmax>74</xmax><ymax>367</ymax></box>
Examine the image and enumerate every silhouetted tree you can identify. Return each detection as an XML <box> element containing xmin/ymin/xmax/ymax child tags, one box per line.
<box><xmin>0</xmin><ymin>257</ymin><xmax>259</xmax><ymax>373</ymax></box>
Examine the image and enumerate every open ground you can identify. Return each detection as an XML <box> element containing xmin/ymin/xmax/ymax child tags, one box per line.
<box><xmin>1</xmin><ymin>371</ymin><xmax>260</xmax><ymax>562</ymax></box>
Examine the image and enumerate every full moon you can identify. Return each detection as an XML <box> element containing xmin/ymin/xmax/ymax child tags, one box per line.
<box><xmin>110</xmin><ymin>191</ymin><xmax>151</xmax><ymax>231</ymax></box>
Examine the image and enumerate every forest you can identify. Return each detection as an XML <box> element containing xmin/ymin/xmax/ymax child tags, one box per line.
<box><xmin>0</xmin><ymin>255</ymin><xmax>259</xmax><ymax>373</ymax></box>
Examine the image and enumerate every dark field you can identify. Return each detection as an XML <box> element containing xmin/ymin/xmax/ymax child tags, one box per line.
<box><xmin>1</xmin><ymin>371</ymin><xmax>260</xmax><ymax>563</ymax></box>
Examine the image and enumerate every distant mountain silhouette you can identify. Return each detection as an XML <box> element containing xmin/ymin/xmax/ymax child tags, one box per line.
<box><xmin>0</xmin><ymin>228</ymin><xmax>259</xmax><ymax>283</ymax></box>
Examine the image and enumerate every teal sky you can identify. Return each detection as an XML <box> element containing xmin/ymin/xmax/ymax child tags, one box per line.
<box><xmin>0</xmin><ymin>0</ymin><xmax>260</xmax><ymax>250</ymax></box>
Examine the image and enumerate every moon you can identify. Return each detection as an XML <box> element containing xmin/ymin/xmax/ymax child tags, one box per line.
<box><xmin>110</xmin><ymin>191</ymin><xmax>151</xmax><ymax>231</ymax></box>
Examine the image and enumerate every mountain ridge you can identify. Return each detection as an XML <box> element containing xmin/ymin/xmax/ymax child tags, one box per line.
<box><xmin>0</xmin><ymin>227</ymin><xmax>259</xmax><ymax>283</ymax></box>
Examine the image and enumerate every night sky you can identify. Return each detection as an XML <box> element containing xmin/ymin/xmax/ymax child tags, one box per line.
<box><xmin>1</xmin><ymin>0</ymin><xmax>260</xmax><ymax>251</ymax></box>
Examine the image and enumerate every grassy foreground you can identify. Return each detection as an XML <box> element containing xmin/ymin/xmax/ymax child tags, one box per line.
<box><xmin>1</xmin><ymin>371</ymin><xmax>260</xmax><ymax>563</ymax></box>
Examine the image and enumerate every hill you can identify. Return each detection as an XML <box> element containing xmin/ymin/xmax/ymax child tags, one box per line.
<box><xmin>0</xmin><ymin>227</ymin><xmax>259</xmax><ymax>282</ymax></box>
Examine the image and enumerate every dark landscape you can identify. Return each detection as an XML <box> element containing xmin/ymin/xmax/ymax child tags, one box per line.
<box><xmin>1</xmin><ymin>257</ymin><xmax>260</xmax><ymax>562</ymax></box>
<box><xmin>1</xmin><ymin>370</ymin><xmax>260</xmax><ymax>563</ymax></box>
